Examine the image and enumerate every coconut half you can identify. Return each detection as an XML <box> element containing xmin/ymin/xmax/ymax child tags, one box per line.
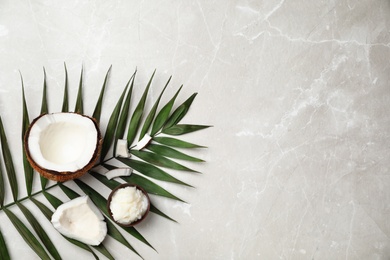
<box><xmin>24</xmin><ymin>112</ymin><xmax>102</xmax><ymax>182</ymax></box>
<box><xmin>51</xmin><ymin>196</ymin><xmax>107</xmax><ymax>246</ymax></box>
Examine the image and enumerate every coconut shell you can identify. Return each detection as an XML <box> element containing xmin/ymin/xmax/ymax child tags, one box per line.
<box><xmin>24</xmin><ymin>113</ymin><xmax>102</xmax><ymax>182</ymax></box>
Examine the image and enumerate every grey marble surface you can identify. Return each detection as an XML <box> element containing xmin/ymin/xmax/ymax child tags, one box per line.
<box><xmin>0</xmin><ymin>0</ymin><xmax>389</xmax><ymax>259</ymax></box>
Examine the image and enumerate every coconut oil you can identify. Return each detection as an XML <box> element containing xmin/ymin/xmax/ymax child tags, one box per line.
<box><xmin>109</xmin><ymin>186</ymin><xmax>148</xmax><ymax>224</ymax></box>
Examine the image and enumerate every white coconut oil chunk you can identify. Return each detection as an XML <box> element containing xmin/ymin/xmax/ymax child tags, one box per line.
<box><xmin>106</xmin><ymin>168</ymin><xmax>133</xmax><ymax>180</ymax></box>
<box><xmin>135</xmin><ymin>134</ymin><xmax>152</xmax><ymax>150</ymax></box>
<box><xmin>116</xmin><ymin>139</ymin><xmax>131</xmax><ymax>157</ymax></box>
<box><xmin>110</xmin><ymin>187</ymin><xmax>148</xmax><ymax>224</ymax></box>
<box><xmin>51</xmin><ymin>196</ymin><xmax>107</xmax><ymax>246</ymax></box>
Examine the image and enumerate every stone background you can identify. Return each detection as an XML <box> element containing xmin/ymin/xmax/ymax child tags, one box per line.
<box><xmin>0</xmin><ymin>0</ymin><xmax>389</xmax><ymax>259</ymax></box>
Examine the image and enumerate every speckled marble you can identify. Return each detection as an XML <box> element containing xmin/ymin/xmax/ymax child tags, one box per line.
<box><xmin>0</xmin><ymin>0</ymin><xmax>389</xmax><ymax>259</ymax></box>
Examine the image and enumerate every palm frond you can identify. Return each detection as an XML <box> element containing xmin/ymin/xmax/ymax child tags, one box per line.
<box><xmin>3</xmin><ymin>208</ymin><xmax>51</xmax><ymax>259</ymax></box>
<box><xmin>0</xmin><ymin>146</ymin><xmax>4</xmax><ymax>207</ymax></box>
<box><xmin>121</xmin><ymin>173</ymin><xmax>185</xmax><ymax>202</ymax></box>
<box><xmin>113</xmin><ymin>72</ymin><xmax>135</xmax><ymax>156</ymax></box>
<box><xmin>62</xmin><ymin>63</ymin><xmax>69</xmax><ymax>113</ymax></box>
<box><xmin>93</xmin><ymin>242</ymin><xmax>115</xmax><ymax>260</ymax></box>
<box><xmin>116</xmin><ymin>158</ymin><xmax>192</xmax><ymax>187</ymax></box>
<box><xmin>74</xmin><ymin>66</ymin><xmax>83</xmax><ymax>114</ymax></box>
<box><xmin>17</xmin><ymin>202</ymin><xmax>62</xmax><ymax>260</ymax></box>
<box><xmin>162</xmin><ymin>124</ymin><xmax>211</xmax><ymax>135</ymax></box>
<box><xmin>40</xmin><ymin>68</ymin><xmax>49</xmax><ymax>115</ymax></box>
<box><xmin>139</xmin><ymin>76</ymin><xmax>171</xmax><ymax>139</ymax></box>
<box><xmin>150</xmin><ymin>83</ymin><xmax>181</xmax><ymax>136</ymax></box>
<box><xmin>163</xmin><ymin>92</ymin><xmax>197</xmax><ymax>129</ymax></box>
<box><xmin>40</xmin><ymin>69</ymin><xmax>49</xmax><ymax>189</ymax></box>
<box><xmin>43</xmin><ymin>191</ymin><xmax>62</xmax><ymax>209</ymax></box>
<box><xmin>93</xmin><ymin>65</ymin><xmax>112</xmax><ymax>123</ymax></box>
<box><xmin>130</xmin><ymin>150</ymin><xmax>198</xmax><ymax>172</ymax></box>
<box><xmin>127</xmin><ymin>70</ymin><xmax>155</xmax><ymax>145</ymax></box>
<box><xmin>58</xmin><ymin>183</ymin><xmax>79</xmax><ymax>200</ymax></box>
<box><xmin>0</xmin><ymin>67</ymin><xmax>209</xmax><ymax>259</ymax></box>
<box><xmin>100</xmin><ymin>82</ymin><xmax>129</xmax><ymax>161</ymax></box>
<box><xmin>0</xmin><ymin>117</ymin><xmax>18</xmax><ymax>201</ymax></box>
<box><xmin>0</xmin><ymin>228</ymin><xmax>10</xmax><ymax>260</ymax></box>
<box><xmin>147</xmin><ymin>143</ymin><xmax>204</xmax><ymax>162</ymax></box>
<box><xmin>153</xmin><ymin>136</ymin><xmax>206</xmax><ymax>148</ymax></box>
<box><xmin>20</xmin><ymin>73</ymin><xmax>34</xmax><ymax>196</ymax></box>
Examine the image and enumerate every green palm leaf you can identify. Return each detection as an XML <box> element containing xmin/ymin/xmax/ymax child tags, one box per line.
<box><xmin>162</xmin><ymin>124</ymin><xmax>211</xmax><ymax>135</ymax></box>
<box><xmin>64</xmin><ymin>239</ymin><xmax>99</xmax><ymax>260</ymax></box>
<box><xmin>106</xmin><ymin>218</ymin><xmax>142</xmax><ymax>258</ymax></box>
<box><xmin>0</xmin><ymin>228</ymin><xmax>10</xmax><ymax>260</ymax></box>
<box><xmin>90</xmin><ymin>171</ymin><xmax>119</xmax><ymax>190</ymax></box>
<box><xmin>122</xmin><ymin>173</ymin><xmax>185</xmax><ymax>202</ymax></box>
<box><xmin>130</xmin><ymin>150</ymin><xmax>198</xmax><ymax>172</ymax></box>
<box><xmin>127</xmin><ymin>70</ymin><xmax>155</xmax><ymax>145</ymax></box>
<box><xmin>62</xmin><ymin>63</ymin><xmax>69</xmax><ymax>112</ymax></box>
<box><xmin>93</xmin><ymin>65</ymin><xmax>112</xmax><ymax>123</ymax></box>
<box><xmin>139</xmin><ymin>76</ymin><xmax>171</xmax><ymax>139</ymax></box>
<box><xmin>20</xmin><ymin>73</ymin><xmax>34</xmax><ymax>196</ymax></box>
<box><xmin>150</xmin><ymin>84</ymin><xmax>181</xmax><ymax>136</ymax></box>
<box><xmin>149</xmin><ymin>203</ymin><xmax>177</xmax><ymax>223</ymax></box>
<box><xmin>74</xmin><ymin>66</ymin><xmax>83</xmax><ymax>114</ymax></box>
<box><xmin>0</xmin><ymin>142</ymin><xmax>4</xmax><ymax>207</ymax></box>
<box><xmin>163</xmin><ymin>92</ymin><xmax>197</xmax><ymax>129</ymax></box>
<box><xmin>0</xmin><ymin>117</ymin><xmax>18</xmax><ymax>201</ymax></box>
<box><xmin>93</xmin><ymin>243</ymin><xmax>115</xmax><ymax>260</ymax></box>
<box><xmin>40</xmin><ymin>68</ymin><xmax>49</xmax><ymax>115</ymax></box>
<box><xmin>117</xmin><ymin>158</ymin><xmax>192</xmax><ymax>187</ymax></box>
<box><xmin>43</xmin><ymin>191</ymin><xmax>62</xmax><ymax>209</ymax></box>
<box><xmin>147</xmin><ymin>143</ymin><xmax>204</xmax><ymax>162</ymax></box>
<box><xmin>30</xmin><ymin>197</ymin><xmax>53</xmax><ymax>220</ymax></box>
<box><xmin>92</xmin><ymin>170</ymin><xmax>184</xmax><ymax>202</ymax></box>
<box><xmin>153</xmin><ymin>136</ymin><xmax>205</xmax><ymax>148</ymax></box>
<box><xmin>58</xmin><ymin>183</ymin><xmax>79</xmax><ymax>200</ymax></box>
<box><xmin>17</xmin><ymin>202</ymin><xmax>62</xmax><ymax>260</ymax></box>
<box><xmin>3</xmin><ymin>208</ymin><xmax>51</xmax><ymax>260</ymax></box>
<box><xmin>100</xmin><ymin>82</ymin><xmax>129</xmax><ymax>161</ymax></box>
<box><xmin>113</xmin><ymin>73</ymin><xmax>135</xmax><ymax>156</ymax></box>
<box><xmin>40</xmin><ymin>68</ymin><xmax>49</xmax><ymax>189</ymax></box>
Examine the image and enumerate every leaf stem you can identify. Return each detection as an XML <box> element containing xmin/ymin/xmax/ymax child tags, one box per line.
<box><xmin>1</xmin><ymin>182</ymin><xmax>60</xmax><ymax>210</ymax></box>
<box><xmin>0</xmin><ymin>157</ymin><xmax>117</xmax><ymax>211</ymax></box>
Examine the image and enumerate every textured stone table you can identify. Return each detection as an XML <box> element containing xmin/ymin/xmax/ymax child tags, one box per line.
<box><xmin>0</xmin><ymin>1</ymin><xmax>389</xmax><ymax>259</ymax></box>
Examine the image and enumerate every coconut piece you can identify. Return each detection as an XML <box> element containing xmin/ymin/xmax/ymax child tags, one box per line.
<box><xmin>116</xmin><ymin>139</ymin><xmax>130</xmax><ymax>158</ymax></box>
<box><xmin>51</xmin><ymin>196</ymin><xmax>107</xmax><ymax>246</ymax></box>
<box><xmin>24</xmin><ymin>112</ymin><xmax>102</xmax><ymax>182</ymax></box>
<box><xmin>106</xmin><ymin>168</ymin><xmax>133</xmax><ymax>180</ymax></box>
<box><xmin>135</xmin><ymin>134</ymin><xmax>152</xmax><ymax>150</ymax></box>
<box><xmin>92</xmin><ymin>165</ymin><xmax>109</xmax><ymax>175</ymax></box>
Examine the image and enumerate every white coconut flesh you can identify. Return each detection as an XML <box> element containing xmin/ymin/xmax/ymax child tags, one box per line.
<box><xmin>27</xmin><ymin>113</ymin><xmax>98</xmax><ymax>172</ymax></box>
<box><xmin>51</xmin><ymin>196</ymin><xmax>107</xmax><ymax>246</ymax></box>
<box><xmin>116</xmin><ymin>139</ymin><xmax>131</xmax><ymax>158</ymax></box>
<box><xmin>106</xmin><ymin>168</ymin><xmax>133</xmax><ymax>180</ymax></box>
